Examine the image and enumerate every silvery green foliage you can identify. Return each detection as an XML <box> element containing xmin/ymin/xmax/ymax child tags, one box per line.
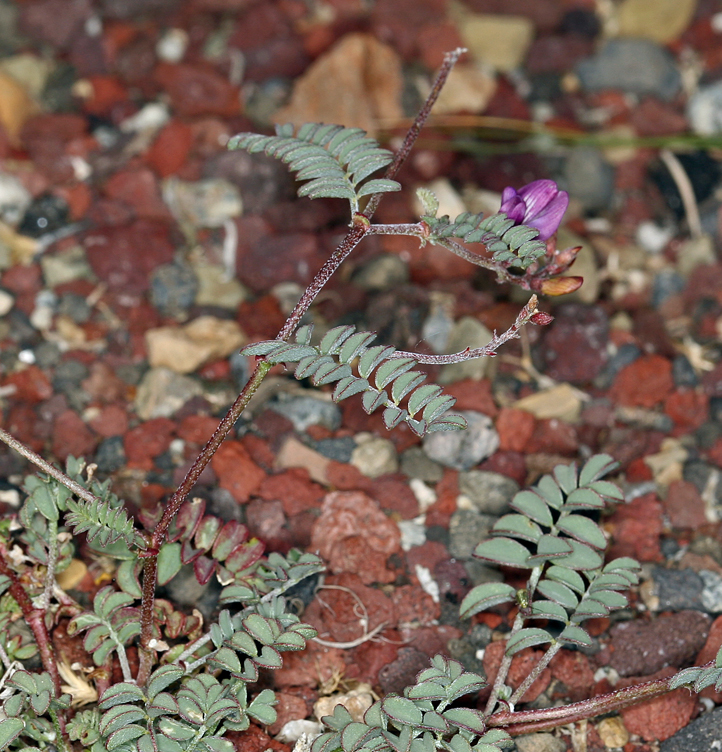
<box><xmin>312</xmin><ymin>656</ymin><xmax>513</xmax><ymax>752</ymax></box>
<box><xmin>460</xmin><ymin>454</ymin><xmax>641</xmax><ymax>653</ymax></box>
<box><xmin>1</xmin><ymin>462</ymin><xmax>322</xmax><ymax>751</ymax></box>
<box><xmin>421</xmin><ymin>212</ymin><xmax>547</xmax><ymax>270</ymax></box>
<box><xmin>242</xmin><ymin>324</ymin><xmax>467</xmax><ymax>436</ymax></box>
<box><xmin>228</xmin><ymin>123</ymin><xmax>401</xmax><ymax>214</ymax></box>
<box><xmin>669</xmin><ymin>645</ymin><xmax>722</xmax><ymax>693</ymax></box>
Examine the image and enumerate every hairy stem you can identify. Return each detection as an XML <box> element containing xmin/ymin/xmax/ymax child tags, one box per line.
<box><xmin>0</xmin><ymin>554</ymin><xmax>61</xmax><ymax>696</ymax></box>
<box><xmin>486</xmin><ymin>670</ymin><xmax>691</xmax><ymax>734</ymax></box>
<box><xmin>0</xmin><ymin>427</ymin><xmax>101</xmax><ymax>505</ymax></box>
<box><xmin>485</xmin><ymin>566</ymin><xmax>543</xmax><ymax>716</ymax></box>
<box><xmin>509</xmin><ymin>640</ymin><xmax>562</xmax><ymax>707</ymax></box>
<box><xmin>40</xmin><ymin>519</ymin><xmax>58</xmax><ymax>612</ymax></box>
<box><xmin>363</xmin><ymin>47</ymin><xmax>467</xmax><ymax>218</ymax></box>
<box><xmin>137</xmin><ymin>551</ymin><xmax>158</xmax><ymax>687</ymax></box>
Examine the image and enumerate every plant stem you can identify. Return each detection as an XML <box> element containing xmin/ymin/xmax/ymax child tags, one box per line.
<box><xmin>137</xmin><ymin>550</ymin><xmax>158</xmax><ymax>687</ymax></box>
<box><xmin>41</xmin><ymin>519</ymin><xmax>58</xmax><ymax>612</ymax></box>
<box><xmin>486</xmin><ymin>671</ymin><xmax>690</xmax><ymax>734</ymax></box>
<box><xmin>508</xmin><ymin>640</ymin><xmax>562</xmax><ymax>707</ymax></box>
<box><xmin>0</xmin><ymin>553</ymin><xmax>61</xmax><ymax>696</ymax></box>
<box><xmin>363</xmin><ymin>47</ymin><xmax>467</xmax><ymax>219</ymax></box>
<box><xmin>0</xmin><ymin>427</ymin><xmax>101</xmax><ymax>505</ymax></box>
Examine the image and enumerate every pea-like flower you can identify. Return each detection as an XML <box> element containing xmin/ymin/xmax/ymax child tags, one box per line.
<box><xmin>500</xmin><ymin>179</ymin><xmax>569</xmax><ymax>241</ymax></box>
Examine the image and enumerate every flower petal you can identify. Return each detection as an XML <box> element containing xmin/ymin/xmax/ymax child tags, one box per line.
<box><xmin>526</xmin><ymin>189</ymin><xmax>569</xmax><ymax>240</ymax></box>
<box><xmin>500</xmin><ymin>187</ymin><xmax>526</xmax><ymax>223</ymax></box>
<box><xmin>517</xmin><ymin>179</ymin><xmax>559</xmax><ymax>219</ymax></box>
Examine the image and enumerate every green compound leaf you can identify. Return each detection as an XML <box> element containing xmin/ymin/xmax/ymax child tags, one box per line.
<box><xmin>228</xmin><ymin>124</ymin><xmax>400</xmax><ymax>214</ymax></box>
<box><xmin>579</xmin><ymin>453</ymin><xmax>618</xmax><ymax>485</ymax></box>
<box><xmin>157</xmin><ymin>542</ymin><xmax>183</xmax><ymax>586</ymax></box>
<box><xmin>473</xmin><ymin>538</ymin><xmax>531</xmax><ymax>568</ymax></box>
<box><xmin>536</xmin><ymin>579</ymin><xmax>579</xmax><ymax>610</ymax></box>
<box><xmin>555</xmin><ymin>539</ymin><xmax>603</xmax><ymax>571</ymax></box>
<box><xmin>556</xmin><ymin>514</ymin><xmax>607</xmax><ymax>550</ymax></box>
<box><xmin>546</xmin><ymin>565</ymin><xmax>586</xmax><ymax>594</ymax></box>
<box><xmin>506</xmin><ymin>628</ymin><xmax>553</xmax><ymax>655</ymax></box>
<box><xmin>492</xmin><ymin>514</ymin><xmax>543</xmax><ymax>543</ymax></box>
<box><xmin>510</xmin><ymin>490</ymin><xmax>553</xmax><ymax>527</ymax></box>
<box><xmin>441</xmin><ymin>707</ymin><xmax>486</xmax><ymax>734</ymax></box>
<box><xmin>382</xmin><ymin>695</ymin><xmax>423</xmax><ymax>727</ymax></box>
<box><xmin>558</xmin><ymin>624</ymin><xmax>593</xmax><ymax>647</ymax></box>
<box><xmin>459</xmin><ymin>582</ymin><xmax>517</xmax><ymax>619</ymax></box>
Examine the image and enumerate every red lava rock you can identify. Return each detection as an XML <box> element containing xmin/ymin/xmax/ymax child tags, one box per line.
<box><xmin>311</xmin><ymin>491</ymin><xmax>401</xmax><ymax>584</ymax></box>
<box><xmin>88</xmin><ymin>404</ymin><xmax>129</xmax><ymax>438</ymax></box>
<box><xmin>53</xmin><ymin>410</ymin><xmax>97</xmax><ymax>461</ymax></box>
<box><xmin>609</xmin><ymin>611</ymin><xmax>711</xmax><ymax>678</ymax></box>
<box><xmin>378</xmin><ymin>646</ymin><xmax>432</xmax><ymax>695</ymax></box>
<box><xmin>257</xmin><ymin>468</ymin><xmax>325</xmax><ymax>517</ymax></box>
<box><xmin>239</xmin><ymin>434</ymin><xmax>275</xmax><ymax>472</ymax></box>
<box><xmin>272</xmin><ymin>637</ymin><xmax>343</xmax><ymax>689</ymax></box>
<box><xmin>145</xmin><ymin>119</ymin><xmax>195</xmax><ymax>177</ymax></box>
<box><xmin>211</xmin><ymin>440</ymin><xmax>266</xmax><ymax>502</ymax></box>
<box><xmin>237</xmin><ymin>295</ymin><xmax>287</xmax><ymax>340</ymax></box>
<box><xmin>406</xmin><ymin>541</ymin><xmax>449</xmax><ymax>581</ymax></box>
<box><xmin>372</xmin><ymin>475</ymin><xmax>419</xmax><ymax>519</ymax></box>
<box><xmin>237</xmin><ymin>233</ymin><xmax>326</xmax><ymax>294</ymax></box>
<box><xmin>325</xmin><ymin>461</ymin><xmax>374</xmax><ymax>494</ymax></box>
<box><xmin>664</xmin><ymin>388</ymin><xmax>709</xmax><ymax>434</ymax></box>
<box><xmin>495</xmin><ymin>407</ymin><xmax>535</xmax><ymax>453</ymax></box>
<box><xmin>81</xmin><ymin>362</ymin><xmax>127</xmax><ymax>403</ymax></box>
<box><xmin>607</xmin><ymin>492</ymin><xmax>664</xmax><ymax>563</ymax></box>
<box><xmin>525</xmin><ymin>34</ymin><xmax>595</xmax><ymax>75</ymax></box>
<box><xmin>549</xmin><ymin>649</ymin><xmax>594</xmax><ymax>701</ymax></box>
<box><xmin>478</xmin><ymin>451</ymin><xmax>527</xmax><ymax>486</ymax></box>
<box><xmin>266</xmin><ymin>692</ymin><xmax>308</xmax><ymax>736</ymax></box>
<box><xmin>444</xmin><ymin>379</ymin><xmax>499</xmax><ymax>417</ymax></box>
<box><xmin>103</xmin><ymin>166</ymin><xmax>171</xmax><ymax>220</ymax></box>
<box><xmin>540</xmin><ymin>303</ymin><xmax>609</xmax><ymax>384</ymax></box>
<box><xmin>434</xmin><ymin>559</ymin><xmax>470</xmax><ymax>606</ymax></box>
<box><xmin>153</xmin><ymin>63</ymin><xmax>240</xmax><ymax>118</ymax></box>
<box><xmin>630</xmin><ymin>97</ymin><xmax>689</xmax><ymax>137</ymax></box>
<box><xmin>225</xmin><ymin>724</ymin><xmax>289</xmax><ymax>752</ymax></box>
<box><xmin>123</xmin><ymin>417</ymin><xmax>175</xmax><ymax>469</ymax></box>
<box><xmin>610</xmin><ymin>354</ymin><xmax>674</xmax><ymax>408</ymax></box>
<box><xmin>245</xmin><ymin>499</ymin><xmax>291</xmax><ymax>552</ymax></box>
<box><xmin>425</xmin><ymin>468</ymin><xmax>458</xmax><ymax>528</ymax></box>
<box><xmin>4</xmin><ymin>365</ymin><xmax>53</xmax><ymax>404</ymax></box>
<box><xmin>81</xmin><ymin>75</ymin><xmax>130</xmax><ymax>118</ymax></box>
<box><xmin>5</xmin><ymin>404</ymin><xmax>45</xmax><ymax>452</ymax></box>
<box><xmin>663</xmin><ymin>479</ymin><xmax>708</xmax><ymax>530</ymax></box>
<box><xmin>482</xmin><ymin>641</ymin><xmax>551</xmax><ymax>703</ymax></box>
<box><xmin>392</xmin><ymin>584</ymin><xmax>441</xmax><ymax>627</ymax></box>
<box><xmin>18</xmin><ymin>0</ymin><xmax>90</xmax><ymax>49</ymax></box>
<box><xmin>84</xmin><ymin>221</ymin><xmax>174</xmax><ymax>293</ymax></box>
<box><xmin>620</xmin><ymin>668</ymin><xmax>697</xmax><ymax>742</ymax></box>
<box><xmin>177</xmin><ymin>414</ymin><xmax>218</xmax><ymax>445</ymax></box>
<box><xmin>347</xmin><ymin>634</ymin><xmax>400</xmax><ymax>687</ymax></box>
<box><xmin>416</xmin><ymin>21</ymin><xmax>465</xmax><ymax>70</ymax></box>
<box><xmin>526</xmin><ymin>418</ymin><xmax>579</xmax><ymax>455</ymax></box>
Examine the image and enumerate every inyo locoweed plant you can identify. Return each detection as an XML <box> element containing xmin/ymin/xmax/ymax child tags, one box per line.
<box><xmin>0</xmin><ymin>47</ymin><xmax>719</xmax><ymax>752</ymax></box>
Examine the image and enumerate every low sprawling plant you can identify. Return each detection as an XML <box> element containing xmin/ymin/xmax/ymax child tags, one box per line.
<box><xmin>0</xmin><ymin>48</ymin><xmax>719</xmax><ymax>752</ymax></box>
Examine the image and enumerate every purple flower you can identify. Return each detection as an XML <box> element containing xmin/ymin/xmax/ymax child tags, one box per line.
<box><xmin>499</xmin><ymin>179</ymin><xmax>569</xmax><ymax>241</ymax></box>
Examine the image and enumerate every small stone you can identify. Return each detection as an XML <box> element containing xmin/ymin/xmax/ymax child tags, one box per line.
<box><xmin>596</xmin><ymin>716</ymin><xmax>629</xmax><ymax>748</ymax></box>
<box><xmin>40</xmin><ymin>245</ymin><xmax>93</xmax><ymax>288</ymax></box>
<box><xmin>191</xmin><ymin>260</ymin><xmax>247</xmax><ymax>310</ymax></box>
<box><xmin>423</xmin><ymin>411</ymin><xmax>499</xmax><ymax>471</ymax></box>
<box><xmin>514</xmin><ymin>733</ymin><xmax>566</xmax><ymax>752</ymax></box>
<box><xmin>211</xmin><ymin>440</ymin><xmax>265</xmax><ymax>503</ymax></box>
<box><xmin>659</xmin><ymin>706</ymin><xmax>722</xmax><ymax>752</ymax></box>
<box><xmin>275</xmin><ymin>436</ymin><xmax>330</xmax><ymax>485</ymax></box>
<box><xmin>700</xmin><ymin>569</ymin><xmax>722</xmax><ymax>613</ymax></box>
<box><xmin>350</xmin><ymin>434</ymin><xmax>398</xmax><ymax>478</ymax></box>
<box><xmin>276</xmin><ymin>720</ymin><xmax>323</xmax><ymax>744</ymax></box>
<box><xmin>0</xmin><ymin>289</ymin><xmax>14</xmax><ymax>316</ymax></box>
<box><xmin>458</xmin><ymin>470</ymin><xmax>518</xmax><ymax>516</ymax></box>
<box><xmin>0</xmin><ymin>171</ymin><xmax>32</xmax><ymax>226</ymax></box>
<box><xmin>313</xmin><ymin>437</ymin><xmax>356</xmax><ymax>463</ymax></box>
<box><xmin>19</xmin><ymin>193</ymin><xmax>69</xmax><ymax>238</ymax></box>
<box><xmin>540</xmin><ymin>304</ymin><xmax>609</xmax><ymax>384</ymax></box>
<box><xmin>563</xmin><ymin>146</ymin><xmax>615</xmax><ymax>213</ymax></box>
<box><xmin>146</xmin><ymin>316</ymin><xmax>245</xmax><ymax>374</ymax></box>
<box><xmin>671</xmin><ymin>355</ymin><xmax>699</xmax><ymax>388</ymax></box>
<box><xmin>52</xmin><ymin>409</ymin><xmax>96</xmax><ymax>461</ymax></box>
<box><xmin>270</xmin><ymin>395</ymin><xmax>341</xmax><ymax>433</ymax></box>
<box><xmin>455</xmin><ymin>12</ymin><xmax>534</xmax><ymax>72</ymax></box>
<box><xmin>575</xmin><ymin>39</ymin><xmax>681</xmax><ymax>101</ymax></box>
<box><xmin>56</xmin><ymin>558</ymin><xmax>87</xmax><ymax>591</ymax></box>
<box><xmin>162</xmin><ymin>177</ymin><xmax>242</xmax><ymax>229</ymax></box>
<box><xmin>513</xmin><ymin>383</ymin><xmax>584</xmax><ymax>422</ymax></box>
<box><xmin>429</xmin><ymin>63</ymin><xmax>497</xmax><ymax>114</ymax></box>
<box><xmin>400</xmin><ymin>446</ymin><xmax>444</xmax><ymax>483</ymax></box>
<box><xmin>652</xmin><ymin>567</ymin><xmax>705</xmax><ymax>611</ymax></box>
<box><xmin>94</xmin><ymin>436</ymin><xmax>126</xmax><ymax>473</ymax></box>
<box><xmin>351</xmin><ymin>254</ymin><xmax>409</xmax><ymax>292</ymax></box>
<box><xmin>616</xmin><ymin>0</ymin><xmax>697</xmax><ymax>44</ymax></box>
<box><xmin>124</xmin><ymin>417</ymin><xmax>175</xmax><ymax>469</ymax></box>
<box><xmin>378</xmin><ymin>647</ymin><xmax>431</xmax><ymax>696</ymax></box>
<box><xmin>438</xmin><ymin>317</ymin><xmax>493</xmax><ymax>384</ymax></box>
<box><xmin>610</xmin><ymin>354</ymin><xmax>674</xmax><ymax>408</ymax></box>
<box><xmin>274</xmin><ymin>33</ymin><xmax>402</xmax><ymax>137</ymax></box>
<box><xmin>688</xmin><ymin>80</ymin><xmax>722</xmax><ymax>136</ymax></box>
<box><xmin>0</xmin><ymin>70</ymin><xmax>38</xmax><ymax>145</ymax></box>
<box><xmin>483</xmin><ymin>641</ymin><xmax>551</xmax><ymax>703</ymax></box>
<box><xmin>662</xmin><ymin>480</ymin><xmax>708</xmax><ymax>530</ymax></box>
<box><xmin>448</xmin><ymin>509</ymin><xmax>496</xmax><ymax>560</ymax></box>
<box><xmin>609</xmin><ymin>610</ymin><xmax>710</xmax><ymax>676</ymax></box>
<box><xmin>134</xmin><ymin>367</ymin><xmax>204</xmax><ymax>421</ymax></box>
<box><xmin>153</xmin><ymin>62</ymin><xmax>240</xmax><ymax>118</ymax></box>
<box><xmin>149</xmin><ymin>262</ymin><xmax>199</xmax><ymax>316</ymax></box>
<box><xmin>311</xmin><ymin>491</ymin><xmax>401</xmax><ymax>584</ymax></box>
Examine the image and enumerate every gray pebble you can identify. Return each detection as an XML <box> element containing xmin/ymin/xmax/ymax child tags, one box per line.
<box><xmin>563</xmin><ymin>147</ymin><xmax>614</xmax><ymax>213</ymax></box>
<box><xmin>352</xmin><ymin>253</ymin><xmax>409</xmax><ymax>291</ymax></box>
<box><xmin>514</xmin><ymin>733</ymin><xmax>566</xmax><ymax>752</ymax></box>
<box><xmin>688</xmin><ymin>79</ymin><xmax>722</xmax><ymax>136</ymax></box>
<box><xmin>700</xmin><ymin>569</ymin><xmax>722</xmax><ymax>614</ymax></box>
<box><xmin>576</xmin><ymin>38</ymin><xmax>681</xmax><ymax>101</ymax></box>
<box><xmin>458</xmin><ymin>470</ymin><xmax>519</xmax><ymax>515</ymax></box>
<box><xmin>652</xmin><ymin>566</ymin><xmax>705</xmax><ymax>611</ymax></box>
<box><xmin>423</xmin><ymin>411</ymin><xmax>499</xmax><ymax>471</ymax></box>
<box><xmin>660</xmin><ymin>706</ymin><xmax>722</xmax><ymax>752</ymax></box>
<box><xmin>448</xmin><ymin>509</ymin><xmax>496</xmax><ymax>560</ymax></box>
<box><xmin>94</xmin><ymin>436</ymin><xmax>126</xmax><ymax>473</ymax></box>
<box><xmin>270</xmin><ymin>394</ymin><xmax>341</xmax><ymax>433</ymax></box>
<box><xmin>150</xmin><ymin>262</ymin><xmax>199</xmax><ymax>316</ymax></box>
<box><xmin>400</xmin><ymin>446</ymin><xmax>444</xmax><ymax>483</ymax></box>
<box><xmin>313</xmin><ymin>437</ymin><xmax>356</xmax><ymax>463</ymax></box>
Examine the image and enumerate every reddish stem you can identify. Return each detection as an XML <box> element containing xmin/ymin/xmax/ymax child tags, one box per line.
<box><xmin>486</xmin><ymin>672</ymin><xmax>693</xmax><ymax>734</ymax></box>
<box><xmin>0</xmin><ymin>554</ymin><xmax>61</xmax><ymax>696</ymax></box>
